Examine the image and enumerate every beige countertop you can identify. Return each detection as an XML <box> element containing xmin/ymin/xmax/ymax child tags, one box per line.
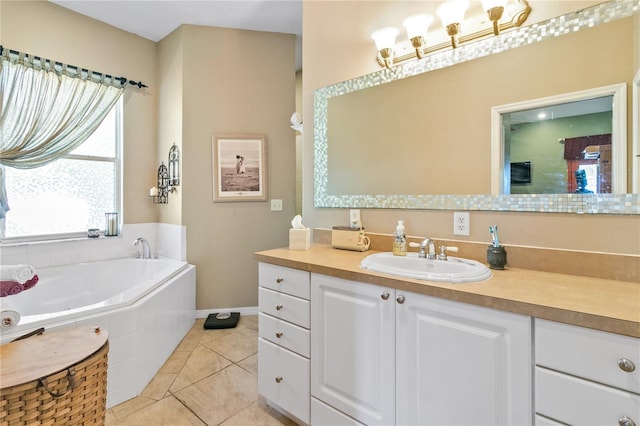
<box><xmin>255</xmin><ymin>244</ymin><xmax>640</xmax><ymax>338</ymax></box>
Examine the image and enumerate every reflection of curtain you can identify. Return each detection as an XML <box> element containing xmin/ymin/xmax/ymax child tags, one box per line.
<box><xmin>563</xmin><ymin>134</ymin><xmax>611</xmax><ymax>160</ymax></box>
<box><xmin>0</xmin><ymin>54</ymin><xmax>124</xmax><ymax>220</ymax></box>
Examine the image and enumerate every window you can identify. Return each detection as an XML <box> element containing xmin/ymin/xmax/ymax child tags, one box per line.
<box><xmin>2</xmin><ymin>99</ymin><xmax>122</xmax><ymax>241</ymax></box>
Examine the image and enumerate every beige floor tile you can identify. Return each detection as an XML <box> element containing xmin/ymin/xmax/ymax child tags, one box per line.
<box><xmin>173</xmin><ymin>364</ymin><xmax>258</xmax><ymax>426</ymax></box>
<box><xmin>238</xmin><ymin>353</ymin><xmax>258</xmax><ymax>376</ymax></box>
<box><xmin>159</xmin><ymin>350</ymin><xmax>191</xmax><ymax>374</ymax></box>
<box><xmin>236</xmin><ymin>315</ymin><xmax>258</xmax><ymax>331</ymax></box>
<box><xmin>220</xmin><ymin>398</ymin><xmax>298</xmax><ymax>426</ymax></box>
<box><xmin>107</xmin><ymin>396</ymin><xmax>156</xmax><ymax>420</ymax></box>
<box><xmin>107</xmin><ymin>395</ymin><xmax>206</xmax><ymax>425</ymax></box>
<box><xmin>170</xmin><ymin>344</ymin><xmax>232</xmax><ymax>393</ymax></box>
<box><xmin>140</xmin><ymin>372</ymin><xmax>176</xmax><ymax>400</ymax></box>
<box><xmin>201</xmin><ymin>327</ymin><xmax>258</xmax><ymax>363</ymax></box>
<box><xmin>175</xmin><ymin>323</ymin><xmax>207</xmax><ymax>352</ymax></box>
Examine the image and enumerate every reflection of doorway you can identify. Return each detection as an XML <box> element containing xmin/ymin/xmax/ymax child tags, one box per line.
<box><xmin>564</xmin><ymin>134</ymin><xmax>611</xmax><ymax>193</ymax></box>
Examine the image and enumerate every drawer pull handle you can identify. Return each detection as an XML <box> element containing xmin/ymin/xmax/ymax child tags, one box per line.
<box><xmin>276</xmin><ymin>332</ymin><xmax>283</xmax><ymax>338</ymax></box>
<box><xmin>619</xmin><ymin>416</ymin><xmax>636</xmax><ymax>426</ymax></box>
<box><xmin>381</xmin><ymin>291</ymin><xmax>390</xmax><ymax>300</ymax></box>
<box><xmin>275</xmin><ymin>376</ymin><xmax>283</xmax><ymax>383</ymax></box>
<box><xmin>276</xmin><ymin>304</ymin><xmax>283</xmax><ymax>311</ymax></box>
<box><xmin>618</xmin><ymin>358</ymin><xmax>636</xmax><ymax>373</ymax></box>
<box><xmin>276</xmin><ymin>277</ymin><xmax>284</xmax><ymax>283</ymax></box>
<box><xmin>396</xmin><ymin>295</ymin><xmax>406</xmax><ymax>304</ymax></box>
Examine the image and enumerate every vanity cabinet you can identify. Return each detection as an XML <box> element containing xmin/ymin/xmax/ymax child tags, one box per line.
<box><xmin>534</xmin><ymin>319</ymin><xmax>640</xmax><ymax>425</ymax></box>
<box><xmin>258</xmin><ymin>263</ymin><xmax>311</xmax><ymax>424</ymax></box>
<box><xmin>311</xmin><ymin>273</ymin><xmax>532</xmax><ymax>425</ymax></box>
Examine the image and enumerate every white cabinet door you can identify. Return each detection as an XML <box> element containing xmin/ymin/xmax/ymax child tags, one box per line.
<box><xmin>311</xmin><ymin>273</ymin><xmax>395</xmax><ymax>426</ymax></box>
<box><xmin>396</xmin><ymin>291</ymin><xmax>532</xmax><ymax>426</ymax></box>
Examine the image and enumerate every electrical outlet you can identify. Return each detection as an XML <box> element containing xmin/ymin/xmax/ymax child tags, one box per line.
<box><xmin>350</xmin><ymin>209</ymin><xmax>361</xmax><ymax>228</ymax></box>
<box><xmin>453</xmin><ymin>212</ymin><xmax>470</xmax><ymax>236</ymax></box>
<box><xmin>270</xmin><ymin>199</ymin><xmax>283</xmax><ymax>211</ymax></box>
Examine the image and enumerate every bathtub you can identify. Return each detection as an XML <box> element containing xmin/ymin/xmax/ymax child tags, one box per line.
<box><xmin>0</xmin><ymin>257</ymin><xmax>196</xmax><ymax>408</ymax></box>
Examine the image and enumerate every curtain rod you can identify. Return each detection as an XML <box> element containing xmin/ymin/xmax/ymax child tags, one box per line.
<box><xmin>0</xmin><ymin>45</ymin><xmax>148</xmax><ymax>89</ymax></box>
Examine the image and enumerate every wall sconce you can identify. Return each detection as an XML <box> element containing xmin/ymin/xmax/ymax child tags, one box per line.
<box><xmin>168</xmin><ymin>143</ymin><xmax>180</xmax><ymax>186</ymax></box>
<box><xmin>372</xmin><ymin>0</ymin><xmax>530</xmax><ymax>69</ymax></box>
<box><xmin>150</xmin><ymin>144</ymin><xmax>180</xmax><ymax>204</ymax></box>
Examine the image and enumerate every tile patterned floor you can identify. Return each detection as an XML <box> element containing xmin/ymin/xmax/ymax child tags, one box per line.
<box><xmin>106</xmin><ymin>315</ymin><xmax>297</xmax><ymax>425</ymax></box>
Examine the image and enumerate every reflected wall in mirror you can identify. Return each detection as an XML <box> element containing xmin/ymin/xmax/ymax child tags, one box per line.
<box><xmin>314</xmin><ymin>0</ymin><xmax>639</xmax><ymax>214</ymax></box>
<box><xmin>491</xmin><ymin>83</ymin><xmax>627</xmax><ymax>195</ymax></box>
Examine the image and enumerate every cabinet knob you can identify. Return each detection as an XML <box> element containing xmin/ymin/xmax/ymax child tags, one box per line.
<box><xmin>619</xmin><ymin>416</ymin><xmax>636</xmax><ymax>426</ymax></box>
<box><xmin>275</xmin><ymin>376</ymin><xmax>283</xmax><ymax>383</ymax></box>
<box><xmin>276</xmin><ymin>277</ymin><xmax>284</xmax><ymax>283</ymax></box>
<box><xmin>276</xmin><ymin>304</ymin><xmax>283</xmax><ymax>311</ymax></box>
<box><xmin>618</xmin><ymin>358</ymin><xmax>636</xmax><ymax>373</ymax></box>
<box><xmin>276</xmin><ymin>332</ymin><xmax>283</xmax><ymax>338</ymax></box>
<box><xmin>381</xmin><ymin>291</ymin><xmax>390</xmax><ymax>300</ymax></box>
<box><xmin>396</xmin><ymin>295</ymin><xmax>406</xmax><ymax>304</ymax></box>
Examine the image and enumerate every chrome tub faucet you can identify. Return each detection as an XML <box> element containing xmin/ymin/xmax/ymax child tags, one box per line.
<box><xmin>133</xmin><ymin>237</ymin><xmax>151</xmax><ymax>259</ymax></box>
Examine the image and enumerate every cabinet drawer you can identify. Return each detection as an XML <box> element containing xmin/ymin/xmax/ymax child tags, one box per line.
<box><xmin>535</xmin><ymin>319</ymin><xmax>640</xmax><ymax>393</ymax></box>
<box><xmin>259</xmin><ymin>263</ymin><xmax>310</xmax><ymax>300</ymax></box>
<box><xmin>312</xmin><ymin>397</ymin><xmax>364</xmax><ymax>426</ymax></box>
<box><xmin>536</xmin><ymin>367</ymin><xmax>640</xmax><ymax>426</ymax></box>
<box><xmin>259</xmin><ymin>312</ymin><xmax>310</xmax><ymax>358</ymax></box>
<box><xmin>259</xmin><ymin>287</ymin><xmax>310</xmax><ymax>328</ymax></box>
<box><xmin>258</xmin><ymin>338</ymin><xmax>310</xmax><ymax>424</ymax></box>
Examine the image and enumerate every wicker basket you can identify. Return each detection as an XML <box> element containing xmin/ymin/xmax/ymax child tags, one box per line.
<box><xmin>0</xmin><ymin>327</ymin><xmax>109</xmax><ymax>425</ymax></box>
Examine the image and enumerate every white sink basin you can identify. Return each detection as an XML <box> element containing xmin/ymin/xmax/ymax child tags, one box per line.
<box><xmin>360</xmin><ymin>252</ymin><xmax>492</xmax><ymax>283</ymax></box>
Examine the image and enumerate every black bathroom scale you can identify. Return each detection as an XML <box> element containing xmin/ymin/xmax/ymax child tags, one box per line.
<box><xmin>204</xmin><ymin>312</ymin><xmax>240</xmax><ymax>329</ymax></box>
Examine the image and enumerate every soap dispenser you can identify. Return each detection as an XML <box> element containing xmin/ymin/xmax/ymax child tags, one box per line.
<box><xmin>393</xmin><ymin>220</ymin><xmax>407</xmax><ymax>256</ymax></box>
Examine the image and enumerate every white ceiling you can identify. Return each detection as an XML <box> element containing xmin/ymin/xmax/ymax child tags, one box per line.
<box><xmin>49</xmin><ymin>0</ymin><xmax>303</xmax><ymax>68</ymax></box>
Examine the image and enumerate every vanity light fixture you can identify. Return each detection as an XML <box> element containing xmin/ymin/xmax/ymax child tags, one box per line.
<box><xmin>371</xmin><ymin>27</ymin><xmax>400</xmax><ymax>69</ymax></box>
<box><xmin>436</xmin><ymin>0</ymin><xmax>470</xmax><ymax>48</ymax></box>
<box><xmin>372</xmin><ymin>0</ymin><xmax>531</xmax><ymax>69</ymax></box>
<box><xmin>403</xmin><ymin>14</ymin><xmax>434</xmax><ymax>59</ymax></box>
<box><xmin>481</xmin><ymin>0</ymin><xmax>508</xmax><ymax>35</ymax></box>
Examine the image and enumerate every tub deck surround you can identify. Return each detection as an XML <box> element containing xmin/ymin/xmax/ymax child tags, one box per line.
<box><xmin>255</xmin><ymin>244</ymin><xmax>640</xmax><ymax>338</ymax></box>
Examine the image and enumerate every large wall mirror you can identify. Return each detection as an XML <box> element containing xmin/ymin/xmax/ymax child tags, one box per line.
<box><xmin>314</xmin><ymin>0</ymin><xmax>639</xmax><ymax>214</ymax></box>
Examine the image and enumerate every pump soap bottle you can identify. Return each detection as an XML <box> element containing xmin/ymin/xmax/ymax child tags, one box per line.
<box><xmin>393</xmin><ymin>220</ymin><xmax>407</xmax><ymax>256</ymax></box>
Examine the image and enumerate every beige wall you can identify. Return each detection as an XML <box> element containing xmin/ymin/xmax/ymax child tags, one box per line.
<box><xmin>1</xmin><ymin>1</ymin><xmax>159</xmax><ymax>225</ymax></box>
<box><xmin>302</xmin><ymin>1</ymin><xmax>640</xmax><ymax>256</ymax></box>
<box><xmin>161</xmin><ymin>25</ymin><xmax>297</xmax><ymax>309</ymax></box>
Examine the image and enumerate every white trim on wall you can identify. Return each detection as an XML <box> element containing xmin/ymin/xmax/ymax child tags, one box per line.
<box><xmin>490</xmin><ymin>83</ymin><xmax>628</xmax><ymax>195</ymax></box>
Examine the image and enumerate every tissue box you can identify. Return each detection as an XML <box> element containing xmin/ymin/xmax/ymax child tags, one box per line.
<box><xmin>289</xmin><ymin>228</ymin><xmax>310</xmax><ymax>250</ymax></box>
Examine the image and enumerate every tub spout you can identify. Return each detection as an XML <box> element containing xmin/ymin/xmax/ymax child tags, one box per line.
<box><xmin>133</xmin><ymin>237</ymin><xmax>151</xmax><ymax>259</ymax></box>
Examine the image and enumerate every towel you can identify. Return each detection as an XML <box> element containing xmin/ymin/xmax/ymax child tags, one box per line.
<box><xmin>22</xmin><ymin>274</ymin><xmax>39</xmax><ymax>290</ymax></box>
<box><xmin>0</xmin><ymin>298</ymin><xmax>20</xmax><ymax>330</ymax></box>
<box><xmin>0</xmin><ymin>264</ymin><xmax>36</xmax><ymax>284</ymax></box>
<box><xmin>0</xmin><ymin>281</ymin><xmax>23</xmax><ymax>297</ymax></box>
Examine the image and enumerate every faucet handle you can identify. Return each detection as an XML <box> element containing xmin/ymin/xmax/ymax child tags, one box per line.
<box><xmin>438</xmin><ymin>245</ymin><xmax>459</xmax><ymax>261</ymax></box>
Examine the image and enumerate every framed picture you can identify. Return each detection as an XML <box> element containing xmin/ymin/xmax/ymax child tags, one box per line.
<box><xmin>212</xmin><ymin>134</ymin><xmax>267</xmax><ymax>202</ymax></box>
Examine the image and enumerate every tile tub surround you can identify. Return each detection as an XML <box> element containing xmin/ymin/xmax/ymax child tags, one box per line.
<box><xmin>314</xmin><ymin>228</ymin><xmax>640</xmax><ymax>283</ymax></box>
<box><xmin>0</xmin><ymin>223</ymin><xmax>187</xmax><ymax>269</ymax></box>
<box><xmin>255</xmin><ymin>244</ymin><xmax>640</xmax><ymax>338</ymax></box>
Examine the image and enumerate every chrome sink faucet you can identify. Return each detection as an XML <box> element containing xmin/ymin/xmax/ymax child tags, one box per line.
<box><xmin>133</xmin><ymin>237</ymin><xmax>151</xmax><ymax>259</ymax></box>
<box><xmin>418</xmin><ymin>238</ymin><xmax>436</xmax><ymax>260</ymax></box>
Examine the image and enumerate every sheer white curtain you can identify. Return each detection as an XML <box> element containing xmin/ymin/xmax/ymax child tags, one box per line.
<box><xmin>0</xmin><ymin>53</ymin><xmax>124</xmax><ymax>222</ymax></box>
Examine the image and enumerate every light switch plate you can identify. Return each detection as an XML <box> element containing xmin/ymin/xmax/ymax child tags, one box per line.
<box><xmin>270</xmin><ymin>199</ymin><xmax>283</xmax><ymax>211</ymax></box>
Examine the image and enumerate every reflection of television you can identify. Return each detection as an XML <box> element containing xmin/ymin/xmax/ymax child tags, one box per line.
<box><xmin>511</xmin><ymin>161</ymin><xmax>531</xmax><ymax>184</ymax></box>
